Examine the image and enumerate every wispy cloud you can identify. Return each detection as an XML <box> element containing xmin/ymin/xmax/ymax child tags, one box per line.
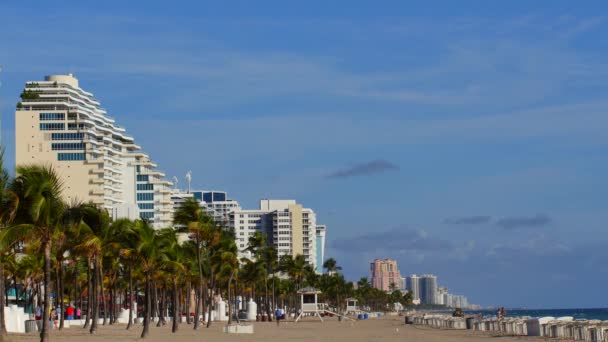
<box><xmin>326</xmin><ymin>160</ymin><xmax>399</xmax><ymax>179</ymax></box>
<box><xmin>495</xmin><ymin>214</ymin><xmax>552</xmax><ymax>230</ymax></box>
<box><xmin>444</xmin><ymin>216</ymin><xmax>492</xmax><ymax>225</ymax></box>
<box><xmin>331</xmin><ymin>227</ymin><xmax>452</xmax><ymax>253</ymax></box>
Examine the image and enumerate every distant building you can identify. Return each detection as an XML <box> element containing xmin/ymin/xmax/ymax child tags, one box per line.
<box><xmin>370</xmin><ymin>259</ymin><xmax>404</xmax><ymax>292</ymax></box>
<box><xmin>171</xmin><ymin>189</ymin><xmax>241</xmax><ymax>227</ymax></box>
<box><xmin>229</xmin><ymin>199</ymin><xmax>324</xmax><ymax>271</ymax></box>
<box><xmin>436</xmin><ymin>287</ymin><xmax>448</xmax><ymax>305</ymax></box>
<box><xmin>315</xmin><ymin>225</ymin><xmax>326</xmax><ymax>274</ymax></box>
<box><xmin>419</xmin><ymin>274</ymin><xmax>438</xmax><ymax>305</ymax></box>
<box><xmin>406</xmin><ymin>275</ymin><xmax>421</xmax><ymax>302</ymax></box>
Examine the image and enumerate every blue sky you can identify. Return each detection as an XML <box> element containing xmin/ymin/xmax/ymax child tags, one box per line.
<box><xmin>1</xmin><ymin>0</ymin><xmax>607</xmax><ymax>308</ymax></box>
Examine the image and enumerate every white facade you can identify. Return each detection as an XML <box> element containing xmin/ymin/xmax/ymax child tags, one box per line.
<box><xmin>201</xmin><ymin>200</ymin><xmax>241</xmax><ymax>227</ymax></box>
<box><xmin>406</xmin><ymin>275</ymin><xmax>421</xmax><ymax>302</ymax></box>
<box><xmin>15</xmin><ymin>74</ymin><xmax>173</xmax><ymax>227</ymax></box>
<box><xmin>315</xmin><ymin>225</ymin><xmax>326</xmax><ymax>274</ymax></box>
<box><xmin>229</xmin><ymin>199</ymin><xmax>322</xmax><ymax>270</ymax></box>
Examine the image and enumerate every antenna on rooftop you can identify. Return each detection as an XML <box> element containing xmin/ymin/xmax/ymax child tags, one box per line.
<box><xmin>185</xmin><ymin>171</ymin><xmax>192</xmax><ymax>194</ymax></box>
<box><xmin>172</xmin><ymin>176</ymin><xmax>178</xmax><ymax>190</ymax></box>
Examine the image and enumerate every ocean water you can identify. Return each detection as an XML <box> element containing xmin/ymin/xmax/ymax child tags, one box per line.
<box><xmin>465</xmin><ymin>308</ymin><xmax>608</xmax><ymax>321</ymax></box>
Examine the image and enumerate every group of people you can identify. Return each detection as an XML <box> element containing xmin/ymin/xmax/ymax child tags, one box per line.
<box><xmin>35</xmin><ymin>304</ymin><xmax>82</xmax><ymax>329</ymax></box>
<box><xmin>496</xmin><ymin>307</ymin><xmax>507</xmax><ymax>319</ymax></box>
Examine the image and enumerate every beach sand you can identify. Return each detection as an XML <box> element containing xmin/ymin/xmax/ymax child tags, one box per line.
<box><xmin>9</xmin><ymin>317</ymin><xmax>535</xmax><ymax>341</ymax></box>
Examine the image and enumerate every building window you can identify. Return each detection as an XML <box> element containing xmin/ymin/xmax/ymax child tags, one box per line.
<box><xmin>40</xmin><ymin>123</ymin><xmax>65</xmax><ymax>131</ymax></box>
<box><xmin>52</xmin><ymin>142</ymin><xmax>85</xmax><ymax>150</ymax></box>
<box><xmin>67</xmin><ymin>123</ymin><xmax>85</xmax><ymax>130</ymax></box>
<box><xmin>137</xmin><ymin>175</ymin><xmax>149</xmax><ymax>182</ymax></box>
<box><xmin>51</xmin><ymin>132</ymin><xmax>84</xmax><ymax>140</ymax></box>
<box><xmin>138</xmin><ymin>203</ymin><xmax>154</xmax><ymax>210</ymax></box>
<box><xmin>39</xmin><ymin>113</ymin><xmax>65</xmax><ymax>121</ymax></box>
<box><xmin>140</xmin><ymin>212</ymin><xmax>154</xmax><ymax>219</ymax></box>
<box><xmin>137</xmin><ymin>184</ymin><xmax>154</xmax><ymax>191</ymax></box>
<box><xmin>57</xmin><ymin>153</ymin><xmax>85</xmax><ymax>161</ymax></box>
<box><xmin>137</xmin><ymin>193</ymin><xmax>154</xmax><ymax>201</ymax></box>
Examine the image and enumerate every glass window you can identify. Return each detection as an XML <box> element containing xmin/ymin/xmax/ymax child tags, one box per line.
<box><xmin>51</xmin><ymin>132</ymin><xmax>84</xmax><ymax>140</ymax></box>
<box><xmin>137</xmin><ymin>184</ymin><xmax>154</xmax><ymax>191</ymax></box>
<box><xmin>136</xmin><ymin>175</ymin><xmax>149</xmax><ymax>182</ymax></box>
<box><xmin>137</xmin><ymin>193</ymin><xmax>154</xmax><ymax>201</ymax></box>
<box><xmin>52</xmin><ymin>142</ymin><xmax>85</xmax><ymax>150</ymax></box>
<box><xmin>40</xmin><ymin>123</ymin><xmax>65</xmax><ymax>131</ymax></box>
<box><xmin>57</xmin><ymin>153</ymin><xmax>85</xmax><ymax>161</ymax></box>
<box><xmin>39</xmin><ymin>113</ymin><xmax>65</xmax><ymax>121</ymax></box>
<box><xmin>138</xmin><ymin>203</ymin><xmax>154</xmax><ymax>210</ymax></box>
<box><xmin>140</xmin><ymin>212</ymin><xmax>154</xmax><ymax>219</ymax></box>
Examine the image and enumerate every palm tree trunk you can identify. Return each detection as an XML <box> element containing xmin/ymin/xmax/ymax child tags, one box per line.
<box><xmin>227</xmin><ymin>271</ymin><xmax>235</xmax><ymax>325</ymax></box>
<box><xmin>90</xmin><ymin>260</ymin><xmax>99</xmax><ymax>334</ymax></box>
<box><xmin>154</xmin><ymin>282</ymin><xmax>164</xmax><ymax>327</ymax></box>
<box><xmin>40</xmin><ymin>239</ymin><xmax>52</xmax><ymax>342</ymax></box>
<box><xmin>84</xmin><ymin>261</ymin><xmax>91</xmax><ymax>329</ymax></box>
<box><xmin>152</xmin><ymin>281</ymin><xmax>158</xmax><ymax>325</ymax></box>
<box><xmin>185</xmin><ymin>282</ymin><xmax>191</xmax><ymax>324</ymax></box>
<box><xmin>140</xmin><ymin>273</ymin><xmax>151</xmax><ymax>338</ymax></box>
<box><xmin>0</xmin><ymin>255</ymin><xmax>9</xmax><ymax>341</ymax></box>
<box><xmin>172</xmin><ymin>281</ymin><xmax>179</xmax><ymax>333</ymax></box>
<box><xmin>100</xmin><ymin>264</ymin><xmax>107</xmax><ymax>326</ymax></box>
<box><xmin>59</xmin><ymin>262</ymin><xmax>65</xmax><ymax>330</ymax></box>
<box><xmin>195</xmin><ymin>236</ymin><xmax>202</xmax><ymax>329</ymax></box>
<box><xmin>127</xmin><ymin>266</ymin><xmax>133</xmax><ymax>330</ymax></box>
<box><xmin>193</xmin><ymin>285</ymin><xmax>200</xmax><ymax>329</ymax></box>
<box><xmin>206</xmin><ymin>269</ymin><xmax>214</xmax><ymax>328</ymax></box>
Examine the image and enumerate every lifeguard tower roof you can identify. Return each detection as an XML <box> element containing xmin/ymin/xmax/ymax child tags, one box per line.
<box><xmin>298</xmin><ymin>286</ymin><xmax>321</xmax><ymax>294</ymax></box>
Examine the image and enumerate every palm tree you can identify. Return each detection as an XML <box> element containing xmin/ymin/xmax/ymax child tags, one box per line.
<box><xmin>322</xmin><ymin>258</ymin><xmax>342</xmax><ymax>274</ymax></box>
<box><xmin>155</xmin><ymin>227</ymin><xmax>185</xmax><ymax>333</ymax></box>
<box><xmin>132</xmin><ymin>219</ymin><xmax>160</xmax><ymax>338</ymax></box>
<box><xmin>173</xmin><ymin>197</ymin><xmax>210</xmax><ymax>329</ymax></box>
<box><xmin>212</xmin><ymin>232</ymin><xmax>238</xmax><ymax>324</ymax></box>
<box><xmin>74</xmin><ymin>203</ymin><xmax>112</xmax><ymax>334</ymax></box>
<box><xmin>0</xmin><ymin>148</ymin><xmax>17</xmax><ymax>341</ymax></box>
<box><xmin>4</xmin><ymin>164</ymin><xmax>65</xmax><ymax>342</ymax></box>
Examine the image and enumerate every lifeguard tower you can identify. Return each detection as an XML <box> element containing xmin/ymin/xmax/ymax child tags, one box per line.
<box><xmin>345</xmin><ymin>298</ymin><xmax>359</xmax><ymax>315</ymax></box>
<box><xmin>295</xmin><ymin>287</ymin><xmax>324</xmax><ymax>322</ymax></box>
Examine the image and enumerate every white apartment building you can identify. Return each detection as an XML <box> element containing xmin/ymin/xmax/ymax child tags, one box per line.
<box><xmin>229</xmin><ymin>199</ymin><xmax>324</xmax><ymax>271</ymax></box>
<box><xmin>15</xmin><ymin>74</ymin><xmax>173</xmax><ymax>227</ymax></box>
<box><xmin>170</xmin><ymin>190</ymin><xmax>241</xmax><ymax>227</ymax></box>
<box><xmin>315</xmin><ymin>225</ymin><xmax>326</xmax><ymax>274</ymax></box>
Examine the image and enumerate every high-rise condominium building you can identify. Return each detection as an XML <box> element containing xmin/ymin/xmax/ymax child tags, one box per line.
<box><xmin>229</xmin><ymin>199</ymin><xmax>324</xmax><ymax>271</ymax></box>
<box><xmin>15</xmin><ymin>74</ymin><xmax>173</xmax><ymax>227</ymax></box>
<box><xmin>171</xmin><ymin>190</ymin><xmax>241</xmax><ymax>227</ymax></box>
<box><xmin>406</xmin><ymin>275</ymin><xmax>421</xmax><ymax>302</ymax></box>
<box><xmin>419</xmin><ymin>274</ymin><xmax>438</xmax><ymax>305</ymax></box>
<box><xmin>315</xmin><ymin>225</ymin><xmax>326</xmax><ymax>274</ymax></box>
<box><xmin>370</xmin><ymin>259</ymin><xmax>404</xmax><ymax>291</ymax></box>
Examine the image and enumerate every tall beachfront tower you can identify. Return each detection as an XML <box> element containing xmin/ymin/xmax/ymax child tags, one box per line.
<box><xmin>419</xmin><ymin>274</ymin><xmax>438</xmax><ymax>304</ymax></box>
<box><xmin>229</xmin><ymin>199</ymin><xmax>324</xmax><ymax>271</ymax></box>
<box><xmin>370</xmin><ymin>258</ymin><xmax>404</xmax><ymax>292</ymax></box>
<box><xmin>15</xmin><ymin>74</ymin><xmax>173</xmax><ymax>228</ymax></box>
<box><xmin>315</xmin><ymin>225</ymin><xmax>326</xmax><ymax>274</ymax></box>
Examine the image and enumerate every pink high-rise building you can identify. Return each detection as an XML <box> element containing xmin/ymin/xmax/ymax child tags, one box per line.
<box><xmin>370</xmin><ymin>258</ymin><xmax>404</xmax><ymax>291</ymax></box>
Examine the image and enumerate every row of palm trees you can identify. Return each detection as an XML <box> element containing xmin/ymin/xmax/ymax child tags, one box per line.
<box><xmin>0</xmin><ymin>153</ymin><xmax>410</xmax><ymax>342</ymax></box>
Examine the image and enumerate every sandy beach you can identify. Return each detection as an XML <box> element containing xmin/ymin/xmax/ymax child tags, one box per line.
<box><xmin>8</xmin><ymin>317</ymin><xmax>540</xmax><ymax>342</ymax></box>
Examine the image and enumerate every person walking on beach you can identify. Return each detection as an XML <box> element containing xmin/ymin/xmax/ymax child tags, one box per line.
<box><xmin>66</xmin><ymin>305</ymin><xmax>74</xmax><ymax>320</ymax></box>
<box><xmin>35</xmin><ymin>306</ymin><xmax>42</xmax><ymax>320</ymax></box>
<box><xmin>500</xmin><ymin>307</ymin><xmax>506</xmax><ymax>319</ymax></box>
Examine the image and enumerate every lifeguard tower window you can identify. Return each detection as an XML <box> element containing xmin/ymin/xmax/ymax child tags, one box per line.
<box><xmin>303</xmin><ymin>294</ymin><xmax>316</xmax><ymax>304</ymax></box>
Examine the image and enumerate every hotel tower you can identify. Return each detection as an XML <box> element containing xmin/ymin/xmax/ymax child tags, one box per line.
<box><xmin>15</xmin><ymin>74</ymin><xmax>173</xmax><ymax>228</ymax></box>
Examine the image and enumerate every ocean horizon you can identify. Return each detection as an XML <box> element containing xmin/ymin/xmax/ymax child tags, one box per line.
<box><xmin>465</xmin><ymin>308</ymin><xmax>608</xmax><ymax>321</ymax></box>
